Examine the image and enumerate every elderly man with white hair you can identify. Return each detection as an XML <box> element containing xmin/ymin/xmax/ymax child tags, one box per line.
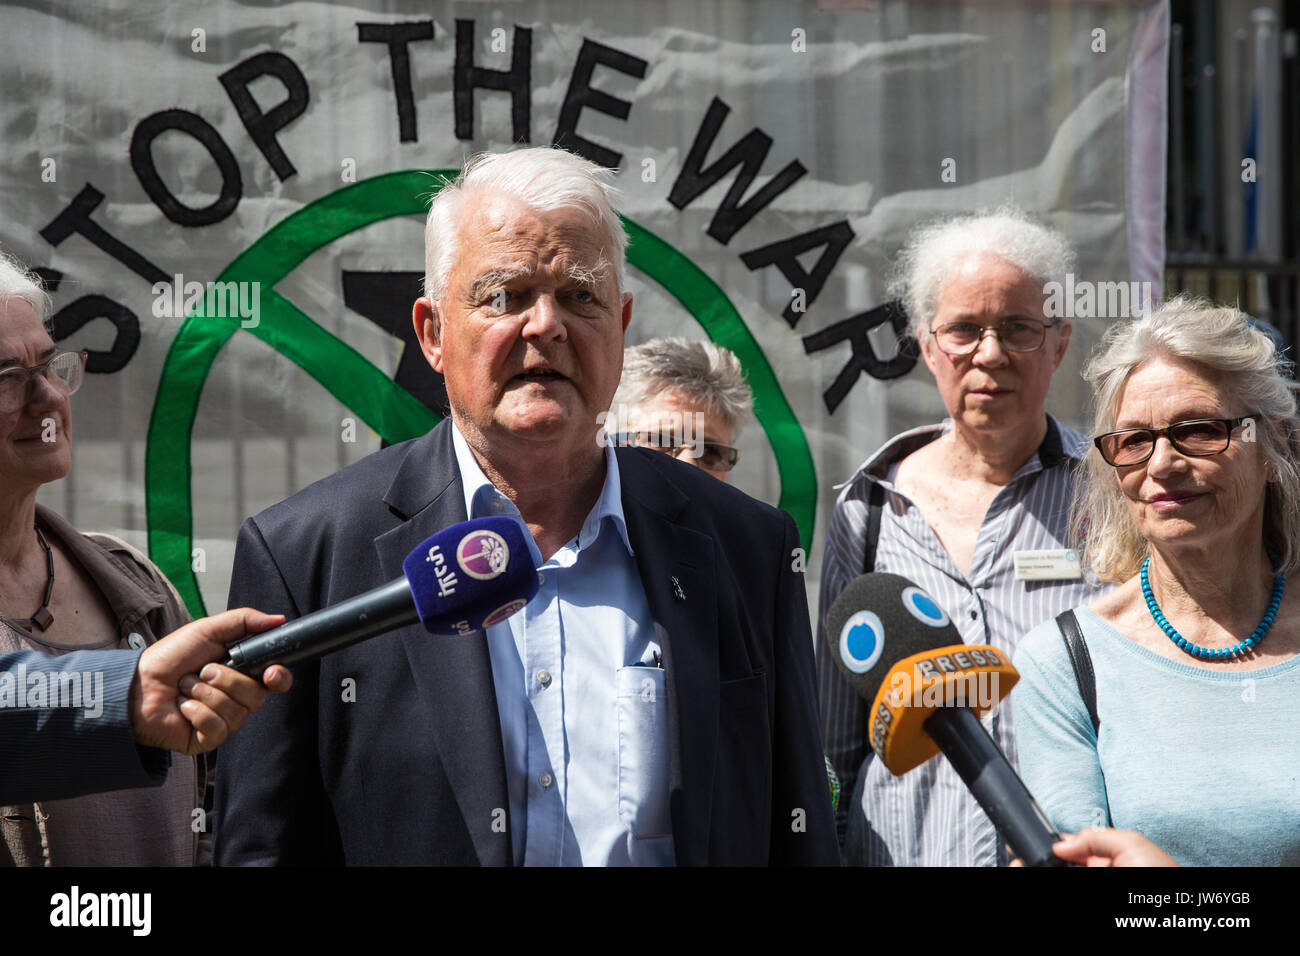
<box><xmin>817</xmin><ymin>208</ymin><xmax>1109</xmax><ymax>866</ymax></box>
<box><xmin>214</xmin><ymin>147</ymin><xmax>838</xmax><ymax>866</ymax></box>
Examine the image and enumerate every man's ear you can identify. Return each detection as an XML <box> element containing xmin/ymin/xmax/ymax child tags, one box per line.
<box><xmin>620</xmin><ymin>291</ymin><xmax>633</xmax><ymax>334</ymax></box>
<box><xmin>413</xmin><ymin>297</ymin><xmax>444</xmax><ymax>373</ymax></box>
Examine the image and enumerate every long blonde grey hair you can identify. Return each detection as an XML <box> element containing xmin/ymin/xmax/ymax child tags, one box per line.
<box><xmin>1074</xmin><ymin>295</ymin><xmax>1300</xmax><ymax>583</ymax></box>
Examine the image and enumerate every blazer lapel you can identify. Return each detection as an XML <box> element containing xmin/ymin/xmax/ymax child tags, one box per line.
<box><xmin>374</xmin><ymin>421</ymin><xmax>512</xmax><ymax>866</ymax></box>
<box><xmin>617</xmin><ymin>448</ymin><xmax>719</xmax><ymax>866</ymax></box>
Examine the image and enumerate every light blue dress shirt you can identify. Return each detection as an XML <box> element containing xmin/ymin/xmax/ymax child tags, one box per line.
<box><xmin>451</xmin><ymin>426</ymin><xmax>675</xmax><ymax>866</ymax></box>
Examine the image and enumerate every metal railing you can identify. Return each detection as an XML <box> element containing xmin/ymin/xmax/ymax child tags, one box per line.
<box><xmin>1165</xmin><ymin>255</ymin><xmax>1300</xmax><ymax>347</ymax></box>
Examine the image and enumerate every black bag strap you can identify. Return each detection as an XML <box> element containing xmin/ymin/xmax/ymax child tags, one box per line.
<box><xmin>1055</xmin><ymin>609</ymin><xmax>1100</xmax><ymax>735</ymax></box>
<box><xmin>862</xmin><ymin>481</ymin><xmax>885</xmax><ymax>574</ymax></box>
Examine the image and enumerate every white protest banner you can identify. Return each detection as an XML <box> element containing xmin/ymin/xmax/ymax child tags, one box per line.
<box><xmin>0</xmin><ymin>1</ymin><xmax>1166</xmax><ymax>611</ymax></box>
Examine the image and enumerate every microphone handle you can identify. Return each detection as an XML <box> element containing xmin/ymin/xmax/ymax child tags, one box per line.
<box><xmin>922</xmin><ymin>705</ymin><xmax>1066</xmax><ymax>867</ymax></box>
<box><xmin>223</xmin><ymin>577</ymin><xmax>418</xmax><ymax>675</ymax></box>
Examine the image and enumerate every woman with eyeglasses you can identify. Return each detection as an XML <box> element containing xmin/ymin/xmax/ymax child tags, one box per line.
<box><xmin>817</xmin><ymin>209</ymin><xmax>1110</xmax><ymax>867</ymax></box>
<box><xmin>1012</xmin><ymin>296</ymin><xmax>1300</xmax><ymax>866</ymax></box>
<box><xmin>608</xmin><ymin>337</ymin><xmax>750</xmax><ymax>482</ymax></box>
<box><xmin>0</xmin><ymin>253</ymin><xmax>207</xmax><ymax>865</ymax></box>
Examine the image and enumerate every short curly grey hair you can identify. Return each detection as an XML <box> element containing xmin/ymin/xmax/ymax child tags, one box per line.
<box><xmin>0</xmin><ymin>250</ymin><xmax>52</xmax><ymax>329</ymax></box>
<box><xmin>889</xmin><ymin>205</ymin><xmax>1077</xmax><ymax>337</ymax></box>
<box><xmin>1073</xmin><ymin>295</ymin><xmax>1300</xmax><ymax>583</ymax></box>
<box><xmin>612</xmin><ymin>337</ymin><xmax>753</xmax><ymax>441</ymax></box>
<box><xmin>423</xmin><ymin>146</ymin><xmax>627</xmax><ymax>306</ymax></box>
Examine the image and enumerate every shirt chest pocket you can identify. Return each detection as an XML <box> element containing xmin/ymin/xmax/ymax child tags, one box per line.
<box><xmin>615</xmin><ymin>666</ymin><xmax>672</xmax><ymax>840</ymax></box>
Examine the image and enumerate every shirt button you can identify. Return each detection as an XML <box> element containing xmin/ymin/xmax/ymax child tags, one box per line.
<box><xmin>538</xmin><ymin>772</ymin><xmax>554</xmax><ymax>788</ymax></box>
<box><xmin>538</xmin><ymin>571</ymin><xmax>546</xmax><ymax>586</ymax></box>
<box><xmin>126</xmin><ymin>632</ymin><xmax>147</xmax><ymax>649</ymax></box>
<box><xmin>537</xmin><ymin>669</ymin><xmax>552</xmax><ymax>686</ymax></box>
<box><xmin>969</xmin><ymin>610</ymin><xmax>978</xmax><ymax>621</ymax></box>
<box><xmin>491</xmin><ymin>498</ymin><xmax>504</xmax><ymax>513</ymax></box>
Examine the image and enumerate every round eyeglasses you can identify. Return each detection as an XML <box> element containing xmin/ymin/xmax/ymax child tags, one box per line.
<box><xmin>1092</xmin><ymin>416</ymin><xmax>1257</xmax><ymax>467</ymax></box>
<box><xmin>927</xmin><ymin>319</ymin><xmax>1057</xmax><ymax>356</ymax></box>
<box><xmin>0</xmin><ymin>350</ymin><xmax>88</xmax><ymax>414</ymax></box>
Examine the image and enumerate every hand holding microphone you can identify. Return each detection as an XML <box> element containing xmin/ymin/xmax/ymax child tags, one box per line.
<box><xmin>827</xmin><ymin>572</ymin><xmax>1066</xmax><ymax>867</ymax></box>
<box><xmin>132</xmin><ymin>608</ymin><xmax>292</xmax><ymax>755</ymax></box>
<box><xmin>221</xmin><ymin>517</ymin><xmax>541</xmax><ymax>675</ymax></box>
<box><xmin>1044</xmin><ymin>829</ymin><xmax>1177</xmax><ymax>868</ymax></box>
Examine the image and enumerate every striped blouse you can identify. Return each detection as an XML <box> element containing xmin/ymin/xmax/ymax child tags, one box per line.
<box><xmin>816</xmin><ymin>415</ymin><xmax>1109</xmax><ymax>866</ymax></box>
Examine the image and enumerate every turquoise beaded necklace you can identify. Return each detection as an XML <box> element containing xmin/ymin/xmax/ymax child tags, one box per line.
<box><xmin>1140</xmin><ymin>555</ymin><xmax>1285</xmax><ymax>660</ymax></box>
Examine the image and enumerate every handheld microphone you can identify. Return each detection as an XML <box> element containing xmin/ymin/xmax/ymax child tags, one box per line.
<box><xmin>223</xmin><ymin>517</ymin><xmax>540</xmax><ymax>675</ymax></box>
<box><xmin>828</xmin><ymin>572</ymin><xmax>1066</xmax><ymax>867</ymax></box>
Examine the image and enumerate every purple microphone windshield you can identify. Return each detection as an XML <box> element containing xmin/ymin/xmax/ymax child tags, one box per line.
<box><xmin>402</xmin><ymin>516</ymin><xmax>540</xmax><ymax>635</ymax></box>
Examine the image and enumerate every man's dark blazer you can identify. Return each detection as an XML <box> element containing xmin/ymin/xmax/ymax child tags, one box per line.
<box><xmin>213</xmin><ymin>419</ymin><xmax>838</xmax><ymax>865</ymax></box>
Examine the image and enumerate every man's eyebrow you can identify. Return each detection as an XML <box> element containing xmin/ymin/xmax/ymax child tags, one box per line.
<box><xmin>567</xmin><ymin>259</ymin><xmax>609</xmax><ymax>287</ymax></box>
<box><xmin>467</xmin><ymin>269</ymin><xmax>528</xmax><ymax>302</ymax></box>
<box><xmin>0</xmin><ymin>346</ymin><xmax>55</xmax><ymax>367</ymax></box>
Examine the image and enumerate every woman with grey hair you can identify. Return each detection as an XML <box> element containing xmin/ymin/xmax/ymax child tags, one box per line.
<box><xmin>1013</xmin><ymin>296</ymin><xmax>1300</xmax><ymax>866</ymax></box>
<box><xmin>819</xmin><ymin>207</ymin><xmax>1108</xmax><ymax>866</ymax></box>
<box><xmin>609</xmin><ymin>337</ymin><xmax>752</xmax><ymax>482</ymax></box>
<box><xmin>0</xmin><ymin>251</ymin><xmax>209</xmax><ymax>865</ymax></box>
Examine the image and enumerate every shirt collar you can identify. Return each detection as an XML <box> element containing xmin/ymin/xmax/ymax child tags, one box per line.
<box><xmin>450</xmin><ymin>423</ymin><xmax>634</xmax><ymax>558</ymax></box>
<box><xmin>34</xmin><ymin>503</ymin><xmax>166</xmax><ymax>625</ymax></box>
<box><xmin>839</xmin><ymin>413</ymin><xmax>1085</xmax><ymax>489</ymax></box>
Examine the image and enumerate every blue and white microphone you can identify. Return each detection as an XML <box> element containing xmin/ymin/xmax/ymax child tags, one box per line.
<box><xmin>222</xmin><ymin>517</ymin><xmax>539</xmax><ymax>675</ymax></box>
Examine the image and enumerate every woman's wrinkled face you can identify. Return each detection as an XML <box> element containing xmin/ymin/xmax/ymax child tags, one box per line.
<box><xmin>0</xmin><ymin>299</ymin><xmax>72</xmax><ymax>496</ymax></box>
<box><xmin>1111</xmin><ymin>356</ymin><xmax>1268</xmax><ymax>555</ymax></box>
<box><xmin>920</xmin><ymin>254</ymin><xmax>1070</xmax><ymax>441</ymax></box>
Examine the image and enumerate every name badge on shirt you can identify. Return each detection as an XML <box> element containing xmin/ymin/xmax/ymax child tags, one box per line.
<box><xmin>1013</xmin><ymin>548</ymin><xmax>1082</xmax><ymax>581</ymax></box>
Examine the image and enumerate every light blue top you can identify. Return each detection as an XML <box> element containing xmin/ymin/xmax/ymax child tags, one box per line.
<box><xmin>452</xmin><ymin>425</ymin><xmax>674</xmax><ymax>866</ymax></box>
<box><xmin>1012</xmin><ymin>606</ymin><xmax>1300</xmax><ymax>866</ymax></box>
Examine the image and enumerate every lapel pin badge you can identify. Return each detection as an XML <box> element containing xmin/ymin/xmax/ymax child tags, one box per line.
<box><xmin>671</xmin><ymin>575</ymin><xmax>686</xmax><ymax>601</ymax></box>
